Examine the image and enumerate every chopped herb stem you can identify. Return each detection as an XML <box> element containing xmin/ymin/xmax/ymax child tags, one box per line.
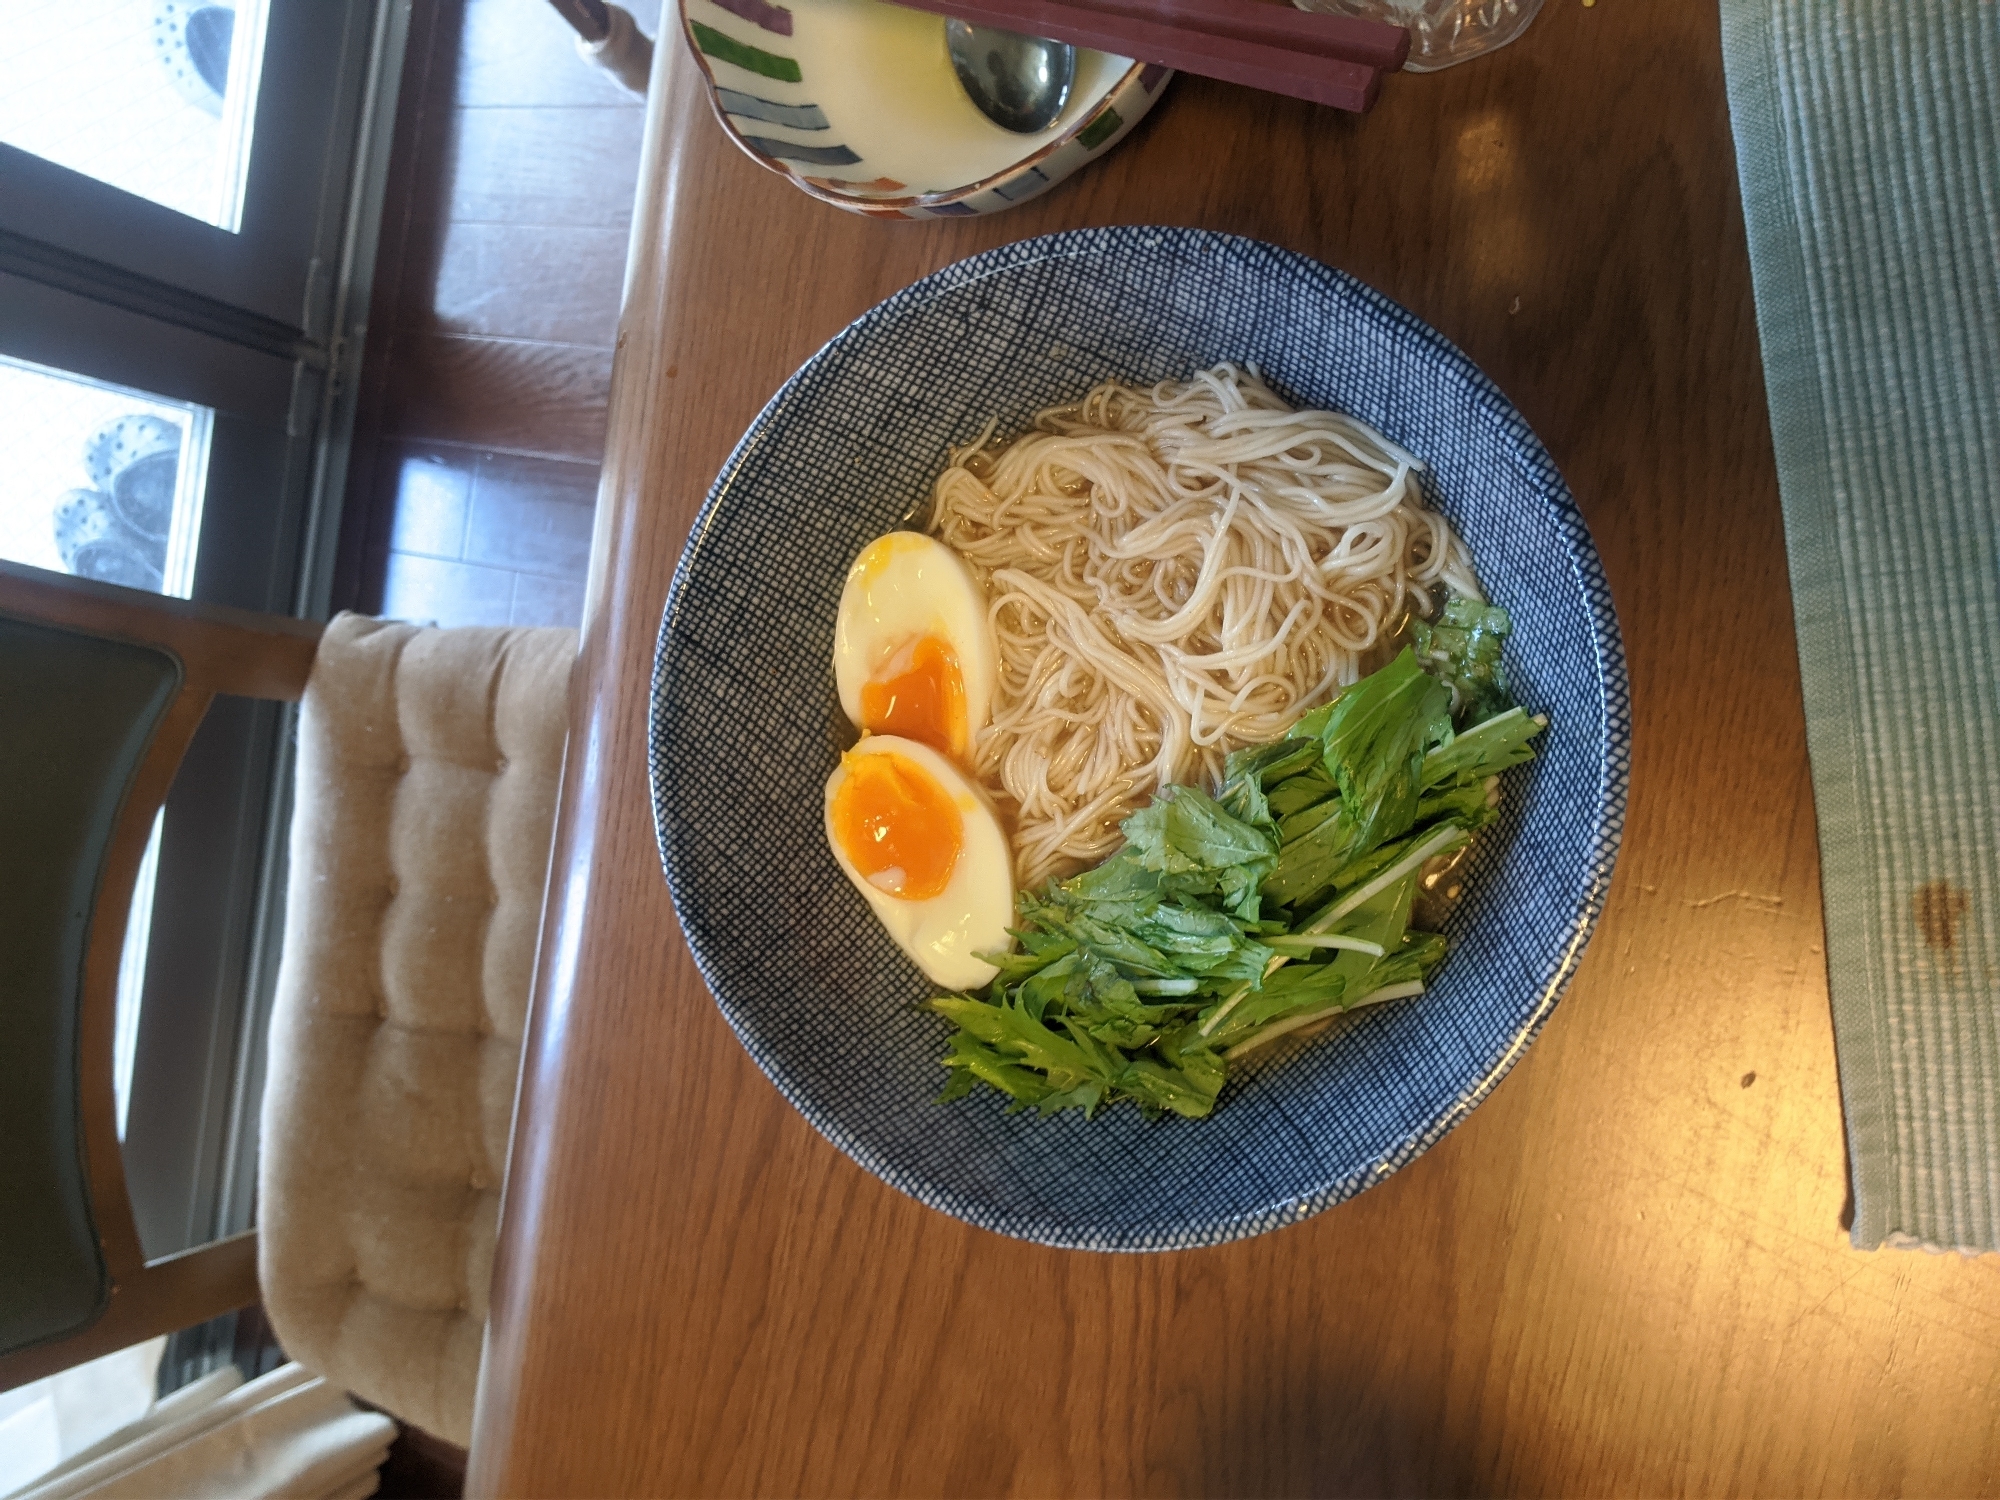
<box><xmin>1262</xmin><ymin>933</ymin><xmax>1386</xmax><ymax>956</ymax></box>
<box><xmin>1304</xmin><ymin>823</ymin><xmax>1467</xmax><ymax>933</ymax></box>
<box><xmin>1198</xmin><ymin>951</ymin><xmax>1289</xmax><ymax>1037</ymax></box>
<box><xmin>1422</xmin><ymin>707</ymin><xmax>1525</xmax><ymax>770</ymax></box>
<box><xmin>1223</xmin><ymin>980</ymin><xmax>1427</xmax><ymax>1060</ymax></box>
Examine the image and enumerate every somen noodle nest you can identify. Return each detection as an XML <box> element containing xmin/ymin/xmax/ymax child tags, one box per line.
<box><xmin>930</xmin><ymin>362</ymin><xmax>1481</xmax><ymax>887</ymax></box>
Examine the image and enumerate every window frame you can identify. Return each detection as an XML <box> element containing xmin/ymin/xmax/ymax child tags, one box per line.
<box><xmin>0</xmin><ymin>3</ymin><xmax>383</xmax><ymax>332</ymax></box>
<box><xmin>0</xmin><ymin>0</ymin><xmax>412</xmax><ymax>1265</ymax></box>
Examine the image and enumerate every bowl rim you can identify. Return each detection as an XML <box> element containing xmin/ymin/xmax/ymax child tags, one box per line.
<box><xmin>677</xmin><ymin>0</ymin><xmax>1155</xmax><ymax>213</ymax></box>
<box><xmin>651</xmin><ymin>226</ymin><xmax>1631</xmax><ymax>1250</ymax></box>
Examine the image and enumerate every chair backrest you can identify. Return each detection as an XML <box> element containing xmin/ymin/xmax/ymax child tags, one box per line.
<box><xmin>0</xmin><ymin>561</ymin><xmax>323</xmax><ymax>1393</ymax></box>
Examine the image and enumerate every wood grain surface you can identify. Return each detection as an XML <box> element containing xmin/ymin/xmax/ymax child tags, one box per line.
<box><xmin>469</xmin><ymin>3</ymin><xmax>2000</xmax><ymax>1495</ymax></box>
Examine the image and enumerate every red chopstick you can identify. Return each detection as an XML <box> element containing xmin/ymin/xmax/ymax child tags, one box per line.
<box><xmin>890</xmin><ymin>0</ymin><xmax>1407</xmax><ymax>113</ymax></box>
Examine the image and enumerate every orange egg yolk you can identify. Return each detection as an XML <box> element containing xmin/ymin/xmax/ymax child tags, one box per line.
<box><xmin>860</xmin><ymin>636</ymin><xmax>966</xmax><ymax>760</ymax></box>
<box><xmin>831</xmin><ymin>751</ymin><xmax>962</xmax><ymax>902</ymax></box>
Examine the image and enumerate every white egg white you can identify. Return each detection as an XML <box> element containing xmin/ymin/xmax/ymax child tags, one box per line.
<box><xmin>832</xmin><ymin>532</ymin><xmax>997</xmax><ymax>758</ymax></box>
<box><xmin>823</xmin><ymin>734</ymin><xmax>1015</xmax><ymax>990</ymax></box>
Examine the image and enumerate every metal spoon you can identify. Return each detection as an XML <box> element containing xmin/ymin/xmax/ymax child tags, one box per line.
<box><xmin>944</xmin><ymin>18</ymin><xmax>1075</xmax><ymax>134</ymax></box>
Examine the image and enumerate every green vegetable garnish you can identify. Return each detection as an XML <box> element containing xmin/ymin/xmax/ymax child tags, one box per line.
<box><xmin>926</xmin><ymin>598</ymin><xmax>1545</xmax><ymax>1121</ymax></box>
<box><xmin>1412</xmin><ymin>596</ymin><xmax>1515</xmax><ymax>724</ymax></box>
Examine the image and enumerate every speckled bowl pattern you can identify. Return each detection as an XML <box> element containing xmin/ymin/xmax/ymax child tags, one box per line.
<box><xmin>680</xmin><ymin>0</ymin><xmax>1169</xmax><ymax>218</ymax></box>
<box><xmin>651</xmin><ymin>228</ymin><xmax>1630</xmax><ymax>1251</ymax></box>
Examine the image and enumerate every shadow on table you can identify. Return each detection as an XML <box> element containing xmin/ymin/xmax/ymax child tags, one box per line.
<box><xmin>1225</xmin><ymin>1347</ymin><xmax>1480</xmax><ymax>1499</ymax></box>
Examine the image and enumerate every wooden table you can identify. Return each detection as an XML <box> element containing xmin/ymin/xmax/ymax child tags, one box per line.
<box><xmin>468</xmin><ymin>6</ymin><xmax>2000</xmax><ymax>1494</ymax></box>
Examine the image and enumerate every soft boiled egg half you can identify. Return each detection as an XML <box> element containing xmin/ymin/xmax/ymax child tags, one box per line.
<box><xmin>833</xmin><ymin>532</ymin><xmax>997</xmax><ymax>764</ymax></box>
<box><xmin>824</xmin><ymin>736</ymin><xmax>1014</xmax><ymax>991</ymax></box>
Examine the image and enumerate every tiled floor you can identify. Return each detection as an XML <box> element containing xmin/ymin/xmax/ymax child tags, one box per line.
<box><xmin>374</xmin><ymin>446</ymin><xmax>596</xmax><ymax>626</ymax></box>
<box><xmin>334</xmin><ymin>0</ymin><xmax>659</xmax><ymax>630</ymax></box>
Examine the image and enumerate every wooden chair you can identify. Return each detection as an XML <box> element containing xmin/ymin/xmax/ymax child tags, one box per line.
<box><xmin>0</xmin><ymin>560</ymin><xmax>322</xmax><ymax>1393</ymax></box>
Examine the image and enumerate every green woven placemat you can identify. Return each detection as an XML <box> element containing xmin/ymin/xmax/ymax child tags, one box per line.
<box><xmin>1721</xmin><ymin>3</ymin><xmax>2000</xmax><ymax>1250</ymax></box>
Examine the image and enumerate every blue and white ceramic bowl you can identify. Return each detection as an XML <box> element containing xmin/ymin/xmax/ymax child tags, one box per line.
<box><xmin>679</xmin><ymin>0</ymin><xmax>1169</xmax><ymax>218</ymax></box>
<box><xmin>651</xmin><ymin>228</ymin><xmax>1629</xmax><ymax>1250</ymax></box>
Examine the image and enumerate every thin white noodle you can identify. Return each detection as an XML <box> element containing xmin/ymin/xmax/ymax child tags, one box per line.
<box><xmin>931</xmin><ymin>363</ymin><xmax>1481</xmax><ymax>887</ymax></box>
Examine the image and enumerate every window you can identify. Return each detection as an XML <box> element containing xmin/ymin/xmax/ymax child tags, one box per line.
<box><xmin>1</xmin><ymin>0</ymin><xmax>408</xmax><ymax>1271</ymax></box>
<box><xmin>0</xmin><ymin>0</ymin><xmax>269</xmax><ymax>232</ymax></box>
<box><xmin>0</xmin><ymin>356</ymin><xmax>210</xmax><ymax>600</ymax></box>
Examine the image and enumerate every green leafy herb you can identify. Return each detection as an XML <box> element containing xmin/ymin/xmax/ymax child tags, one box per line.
<box><xmin>1316</xmin><ymin>647</ymin><xmax>1452</xmax><ymax>854</ymax></box>
<box><xmin>1121</xmin><ymin>784</ymin><xmax>1279</xmax><ymax>920</ymax></box>
<box><xmin>925</xmin><ymin>604</ymin><xmax>1547</xmax><ymax>1121</ymax></box>
<box><xmin>1423</xmin><ymin>704</ymin><xmax>1544</xmax><ymax>788</ymax></box>
<box><xmin>1413</xmin><ymin>597</ymin><xmax>1515</xmax><ymax>724</ymax></box>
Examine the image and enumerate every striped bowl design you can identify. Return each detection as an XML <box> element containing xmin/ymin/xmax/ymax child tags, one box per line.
<box><xmin>679</xmin><ymin>0</ymin><xmax>1170</xmax><ymax>218</ymax></box>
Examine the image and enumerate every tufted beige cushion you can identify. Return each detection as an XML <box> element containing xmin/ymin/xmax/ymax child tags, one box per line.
<box><xmin>258</xmin><ymin>613</ymin><xmax>574</xmax><ymax>1446</ymax></box>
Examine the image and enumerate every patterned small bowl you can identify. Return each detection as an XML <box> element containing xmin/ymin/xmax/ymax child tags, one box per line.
<box><xmin>651</xmin><ymin>229</ymin><xmax>1630</xmax><ymax>1250</ymax></box>
<box><xmin>678</xmin><ymin>0</ymin><xmax>1170</xmax><ymax>218</ymax></box>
